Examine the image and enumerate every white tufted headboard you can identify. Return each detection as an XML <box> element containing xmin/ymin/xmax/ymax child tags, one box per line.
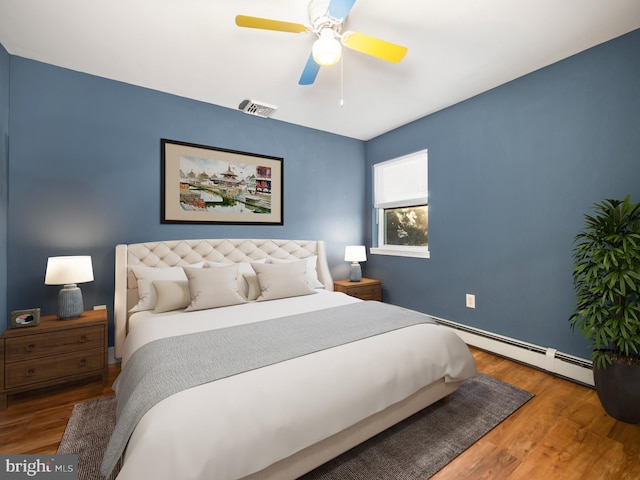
<box><xmin>113</xmin><ymin>239</ymin><xmax>333</xmax><ymax>359</ymax></box>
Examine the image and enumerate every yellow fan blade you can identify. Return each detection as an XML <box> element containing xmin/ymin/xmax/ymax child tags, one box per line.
<box><xmin>341</xmin><ymin>31</ymin><xmax>407</xmax><ymax>63</ymax></box>
<box><xmin>235</xmin><ymin>15</ymin><xmax>309</xmax><ymax>34</ymax></box>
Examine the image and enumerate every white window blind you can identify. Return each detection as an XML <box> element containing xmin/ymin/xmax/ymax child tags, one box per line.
<box><xmin>374</xmin><ymin>150</ymin><xmax>428</xmax><ymax>209</ymax></box>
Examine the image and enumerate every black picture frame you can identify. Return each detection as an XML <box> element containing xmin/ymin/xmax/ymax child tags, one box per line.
<box><xmin>161</xmin><ymin>139</ymin><xmax>284</xmax><ymax>225</ymax></box>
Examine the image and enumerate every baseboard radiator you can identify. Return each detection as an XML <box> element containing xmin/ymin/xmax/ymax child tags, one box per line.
<box><xmin>435</xmin><ymin>317</ymin><xmax>594</xmax><ymax>387</ymax></box>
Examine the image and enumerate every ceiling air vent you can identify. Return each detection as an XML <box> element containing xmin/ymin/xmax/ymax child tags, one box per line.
<box><xmin>238</xmin><ymin>99</ymin><xmax>278</xmax><ymax>118</ymax></box>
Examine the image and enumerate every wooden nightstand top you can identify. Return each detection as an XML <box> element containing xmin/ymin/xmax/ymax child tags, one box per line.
<box><xmin>334</xmin><ymin>278</ymin><xmax>381</xmax><ymax>288</ymax></box>
<box><xmin>333</xmin><ymin>278</ymin><xmax>382</xmax><ymax>301</ymax></box>
<box><xmin>1</xmin><ymin>309</ymin><xmax>107</xmax><ymax>338</ymax></box>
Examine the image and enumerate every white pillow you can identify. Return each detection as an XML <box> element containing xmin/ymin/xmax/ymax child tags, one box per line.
<box><xmin>183</xmin><ymin>265</ymin><xmax>246</xmax><ymax>311</ymax></box>
<box><xmin>252</xmin><ymin>261</ymin><xmax>316</xmax><ymax>302</ymax></box>
<box><xmin>129</xmin><ymin>264</ymin><xmax>202</xmax><ymax>312</ymax></box>
<box><xmin>269</xmin><ymin>255</ymin><xmax>324</xmax><ymax>289</ymax></box>
<box><xmin>205</xmin><ymin>259</ymin><xmax>266</xmax><ymax>300</ymax></box>
<box><xmin>152</xmin><ymin>280</ymin><xmax>191</xmax><ymax>313</ymax></box>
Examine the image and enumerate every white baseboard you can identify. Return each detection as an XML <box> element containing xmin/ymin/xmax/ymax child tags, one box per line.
<box><xmin>434</xmin><ymin>317</ymin><xmax>594</xmax><ymax>387</ymax></box>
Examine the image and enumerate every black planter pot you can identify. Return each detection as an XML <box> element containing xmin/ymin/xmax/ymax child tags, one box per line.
<box><xmin>593</xmin><ymin>358</ymin><xmax>640</xmax><ymax>424</ymax></box>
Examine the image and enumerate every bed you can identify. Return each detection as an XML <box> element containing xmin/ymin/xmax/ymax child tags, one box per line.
<box><xmin>105</xmin><ymin>239</ymin><xmax>477</xmax><ymax>480</ymax></box>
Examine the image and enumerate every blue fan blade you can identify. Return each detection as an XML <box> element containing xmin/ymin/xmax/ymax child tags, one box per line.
<box><xmin>328</xmin><ymin>0</ymin><xmax>356</xmax><ymax>20</ymax></box>
<box><xmin>299</xmin><ymin>53</ymin><xmax>321</xmax><ymax>85</ymax></box>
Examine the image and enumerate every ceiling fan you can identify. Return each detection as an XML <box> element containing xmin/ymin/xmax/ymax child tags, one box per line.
<box><xmin>235</xmin><ymin>0</ymin><xmax>408</xmax><ymax>85</ymax></box>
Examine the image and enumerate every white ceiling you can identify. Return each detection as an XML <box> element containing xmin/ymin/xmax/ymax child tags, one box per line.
<box><xmin>1</xmin><ymin>0</ymin><xmax>639</xmax><ymax>140</ymax></box>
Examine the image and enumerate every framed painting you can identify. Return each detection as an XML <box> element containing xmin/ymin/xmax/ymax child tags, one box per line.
<box><xmin>161</xmin><ymin>139</ymin><xmax>283</xmax><ymax>225</ymax></box>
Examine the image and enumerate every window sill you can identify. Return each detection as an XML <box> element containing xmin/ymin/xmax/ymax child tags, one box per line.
<box><xmin>370</xmin><ymin>247</ymin><xmax>430</xmax><ymax>259</ymax></box>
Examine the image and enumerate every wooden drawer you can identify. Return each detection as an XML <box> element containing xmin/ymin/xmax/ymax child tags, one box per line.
<box><xmin>5</xmin><ymin>349</ymin><xmax>105</xmax><ymax>389</ymax></box>
<box><xmin>351</xmin><ymin>285</ymin><xmax>382</xmax><ymax>300</ymax></box>
<box><xmin>5</xmin><ymin>326</ymin><xmax>105</xmax><ymax>363</ymax></box>
<box><xmin>1</xmin><ymin>310</ymin><xmax>109</xmax><ymax>409</ymax></box>
<box><xmin>334</xmin><ymin>278</ymin><xmax>382</xmax><ymax>301</ymax></box>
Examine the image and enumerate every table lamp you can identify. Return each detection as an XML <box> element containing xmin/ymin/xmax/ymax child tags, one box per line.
<box><xmin>344</xmin><ymin>245</ymin><xmax>367</xmax><ymax>282</ymax></box>
<box><xmin>45</xmin><ymin>256</ymin><xmax>94</xmax><ymax>319</ymax></box>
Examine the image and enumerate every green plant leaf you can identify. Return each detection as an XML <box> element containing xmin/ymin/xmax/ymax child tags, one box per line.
<box><xmin>570</xmin><ymin>195</ymin><xmax>640</xmax><ymax>368</ymax></box>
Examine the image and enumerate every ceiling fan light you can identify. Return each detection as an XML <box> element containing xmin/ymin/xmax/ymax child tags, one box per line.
<box><xmin>312</xmin><ymin>30</ymin><xmax>342</xmax><ymax>66</ymax></box>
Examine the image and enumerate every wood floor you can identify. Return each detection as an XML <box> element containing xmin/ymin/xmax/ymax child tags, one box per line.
<box><xmin>1</xmin><ymin>347</ymin><xmax>638</xmax><ymax>479</ymax></box>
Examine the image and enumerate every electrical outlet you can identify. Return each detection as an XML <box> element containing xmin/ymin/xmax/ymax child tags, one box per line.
<box><xmin>466</xmin><ymin>294</ymin><xmax>476</xmax><ymax>309</ymax></box>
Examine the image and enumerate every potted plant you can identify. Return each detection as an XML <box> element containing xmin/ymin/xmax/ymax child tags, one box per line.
<box><xmin>570</xmin><ymin>196</ymin><xmax>640</xmax><ymax>424</ymax></box>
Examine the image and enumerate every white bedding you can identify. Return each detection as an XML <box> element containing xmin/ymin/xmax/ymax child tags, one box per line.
<box><xmin>123</xmin><ymin>290</ymin><xmax>359</xmax><ymax>367</ymax></box>
<box><xmin>115</xmin><ymin>291</ymin><xmax>477</xmax><ymax>480</ymax></box>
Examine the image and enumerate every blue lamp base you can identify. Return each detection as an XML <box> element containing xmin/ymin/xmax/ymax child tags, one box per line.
<box><xmin>349</xmin><ymin>262</ymin><xmax>362</xmax><ymax>282</ymax></box>
<box><xmin>58</xmin><ymin>284</ymin><xmax>84</xmax><ymax>319</ymax></box>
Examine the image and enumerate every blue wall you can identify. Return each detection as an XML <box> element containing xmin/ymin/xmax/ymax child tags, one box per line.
<box><xmin>6</xmin><ymin>58</ymin><xmax>365</xmax><ymax>343</ymax></box>
<box><xmin>3</xmin><ymin>28</ymin><xmax>640</xmax><ymax>358</ymax></box>
<box><xmin>0</xmin><ymin>43</ymin><xmax>9</xmax><ymax>328</ymax></box>
<box><xmin>365</xmin><ymin>29</ymin><xmax>640</xmax><ymax>359</ymax></box>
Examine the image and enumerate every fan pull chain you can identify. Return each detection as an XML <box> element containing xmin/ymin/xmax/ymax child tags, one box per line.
<box><xmin>340</xmin><ymin>54</ymin><xmax>344</xmax><ymax>107</ymax></box>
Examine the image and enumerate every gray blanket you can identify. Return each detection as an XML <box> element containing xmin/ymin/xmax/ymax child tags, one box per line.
<box><xmin>101</xmin><ymin>301</ymin><xmax>437</xmax><ymax>477</ymax></box>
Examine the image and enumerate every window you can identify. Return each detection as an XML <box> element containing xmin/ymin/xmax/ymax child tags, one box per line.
<box><xmin>371</xmin><ymin>150</ymin><xmax>429</xmax><ymax>258</ymax></box>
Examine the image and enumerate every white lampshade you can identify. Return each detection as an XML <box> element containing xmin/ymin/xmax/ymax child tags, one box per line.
<box><xmin>344</xmin><ymin>245</ymin><xmax>367</xmax><ymax>262</ymax></box>
<box><xmin>345</xmin><ymin>246</ymin><xmax>366</xmax><ymax>282</ymax></box>
<box><xmin>45</xmin><ymin>256</ymin><xmax>94</xmax><ymax>319</ymax></box>
<box><xmin>312</xmin><ymin>28</ymin><xmax>342</xmax><ymax>67</ymax></box>
<box><xmin>45</xmin><ymin>256</ymin><xmax>94</xmax><ymax>285</ymax></box>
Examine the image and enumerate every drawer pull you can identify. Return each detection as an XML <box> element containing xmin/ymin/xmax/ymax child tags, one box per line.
<box><xmin>79</xmin><ymin>359</ymin><xmax>88</xmax><ymax>367</ymax></box>
<box><xmin>26</xmin><ymin>344</ymin><xmax>36</xmax><ymax>352</ymax></box>
<box><xmin>79</xmin><ymin>335</ymin><xmax>88</xmax><ymax>343</ymax></box>
<box><xmin>26</xmin><ymin>368</ymin><xmax>36</xmax><ymax>377</ymax></box>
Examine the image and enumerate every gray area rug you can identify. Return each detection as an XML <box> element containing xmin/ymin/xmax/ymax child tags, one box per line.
<box><xmin>58</xmin><ymin>374</ymin><xmax>532</xmax><ymax>480</ymax></box>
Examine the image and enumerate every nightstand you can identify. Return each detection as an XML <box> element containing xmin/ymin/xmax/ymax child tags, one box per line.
<box><xmin>334</xmin><ymin>278</ymin><xmax>382</xmax><ymax>301</ymax></box>
<box><xmin>0</xmin><ymin>309</ymin><xmax>108</xmax><ymax>409</ymax></box>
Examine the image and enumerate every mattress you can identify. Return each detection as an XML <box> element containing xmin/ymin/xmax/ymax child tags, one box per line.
<box><xmin>112</xmin><ymin>291</ymin><xmax>477</xmax><ymax>480</ymax></box>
